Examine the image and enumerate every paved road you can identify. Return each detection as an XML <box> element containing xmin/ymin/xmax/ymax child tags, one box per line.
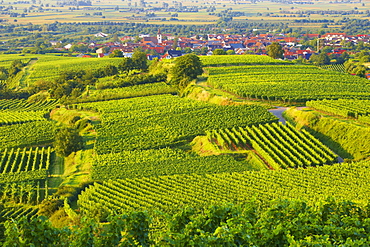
<box><xmin>268</xmin><ymin>107</ymin><xmax>288</xmax><ymax>124</ymax></box>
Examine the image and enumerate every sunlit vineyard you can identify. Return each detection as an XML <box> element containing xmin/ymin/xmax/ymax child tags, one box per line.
<box><xmin>0</xmin><ymin>121</ymin><xmax>56</xmax><ymax>149</ymax></box>
<box><xmin>0</xmin><ymin>111</ymin><xmax>47</xmax><ymax>126</ymax></box>
<box><xmin>75</xmin><ymin>82</ymin><xmax>177</xmax><ymax>103</ymax></box>
<box><xmin>200</xmin><ymin>55</ymin><xmax>292</xmax><ymax>66</ymax></box>
<box><xmin>0</xmin><ymin>54</ymin><xmax>37</xmax><ymax>68</ymax></box>
<box><xmin>78</xmin><ymin>94</ymin><xmax>277</xmax><ymax>154</ymax></box>
<box><xmin>26</xmin><ymin>57</ymin><xmax>123</xmax><ymax>85</ymax></box>
<box><xmin>206</xmin><ymin>65</ymin><xmax>370</xmax><ymax>102</ymax></box>
<box><xmin>0</xmin><ymin>147</ymin><xmax>52</xmax><ymax>183</ymax></box>
<box><xmin>319</xmin><ymin>64</ymin><xmax>346</xmax><ymax>73</ymax></box>
<box><xmin>0</xmin><ymin>99</ymin><xmax>58</xmax><ymax>111</ymax></box>
<box><xmin>78</xmin><ymin>160</ymin><xmax>370</xmax><ymax>215</ymax></box>
<box><xmin>207</xmin><ymin>122</ymin><xmax>337</xmax><ymax>169</ymax></box>
<box><xmin>0</xmin><ymin>206</ymin><xmax>38</xmax><ymax>221</ymax></box>
<box><xmin>92</xmin><ymin>148</ymin><xmax>251</xmax><ymax>180</ymax></box>
<box><xmin>307</xmin><ymin>99</ymin><xmax>370</xmax><ymax>118</ymax></box>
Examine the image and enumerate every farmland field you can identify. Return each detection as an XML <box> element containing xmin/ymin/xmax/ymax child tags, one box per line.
<box><xmin>80</xmin><ymin>94</ymin><xmax>278</xmax><ymax>154</ymax></box>
<box><xmin>78</xmin><ymin>160</ymin><xmax>370</xmax><ymax>215</ymax></box>
<box><xmin>200</xmin><ymin>55</ymin><xmax>292</xmax><ymax>66</ymax></box>
<box><xmin>25</xmin><ymin>56</ymin><xmax>124</xmax><ymax>85</ymax></box>
<box><xmin>206</xmin><ymin>65</ymin><xmax>370</xmax><ymax>102</ymax></box>
<box><xmin>206</xmin><ymin>122</ymin><xmax>337</xmax><ymax>169</ymax></box>
<box><xmin>0</xmin><ymin>0</ymin><xmax>367</xmax><ymax>25</ymax></box>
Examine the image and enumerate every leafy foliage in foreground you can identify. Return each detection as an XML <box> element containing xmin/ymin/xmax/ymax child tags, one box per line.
<box><xmin>4</xmin><ymin>199</ymin><xmax>370</xmax><ymax>246</ymax></box>
<box><xmin>79</xmin><ymin>161</ymin><xmax>370</xmax><ymax>215</ymax></box>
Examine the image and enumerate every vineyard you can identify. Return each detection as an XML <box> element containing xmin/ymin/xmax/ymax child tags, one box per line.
<box><xmin>0</xmin><ymin>99</ymin><xmax>58</xmax><ymax>111</ymax></box>
<box><xmin>200</xmin><ymin>55</ymin><xmax>292</xmax><ymax>66</ymax></box>
<box><xmin>1</xmin><ymin>52</ymin><xmax>370</xmax><ymax>244</ymax></box>
<box><xmin>75</xmin><ymin>82</ymin><xmax>177</xmax><ymax>103</ymax></box>
<box><xmin>0</xmin><ymin>54</ymin><xmax>37</xmax><ymax>69</ymax></box>
<box><xmin>0</xmin><ymin>206</ymin><xmax>38</xmax><ymax>221</ymax></box>
<box><xmin>79</xmin><ymin>94</ymin><xmax>277</xmax><ymax>154</ymax></box>
<box><xmin>0</xmin><ymin>99</ymin><xmax>57</xmax><ymax>149</ymax></box>
<box><xmin>0</xmin><ymin>111</ymin><xmax>47</xmax><ymax>126</ymax></box>
<box><xmin>206</xmin><ymin>122</ymin><xmax>337</xmax><ymax>169</ymax></box>
<box><xmin>0</xmin><ymin>147</ymin><xmax>52</xmax><ymax>183</ymax></box>
<box><xmin>78</xmin><ymin>160</ymin><xmax>370</xmax><ymax>215</ymax></box>
<box><xmin>0</xmin><ymin>121</ymin><xmax>56</xmax><ymax>149</ymax></box>
<box><xmin>92</xmin><ymin>148</ymin><xmax>252</xmax><ymax>180</ymax></box>
<box><xmin>206</xmin><ymin>65</ymin><xmax>370</xmax><ymax>102</ymax></box>
<box><xmin>306</xmin><ymin>99</ymin><xmax>370</xmax><ymax>118</ymax></box>
<box><xmin>319</xmin><ymin>64</ymin><xmax>346</xmax><ymax>73</ymax></box>
<box><xmin>25</xmin><ymin>57</ymin><xmax>124</xmax><ymax>85</ymax></box>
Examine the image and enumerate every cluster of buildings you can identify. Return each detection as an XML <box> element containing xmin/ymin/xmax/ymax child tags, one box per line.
<box><xmin>58</xmin><ymin>31</ymin><xmax>370</xmax><ymax>60</ymax></box>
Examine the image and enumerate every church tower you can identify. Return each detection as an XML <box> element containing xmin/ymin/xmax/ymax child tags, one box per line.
<box><xmin>157</xmin><ymin>29</ymin><xmax>162</xmax><ymax>44</ymax></box>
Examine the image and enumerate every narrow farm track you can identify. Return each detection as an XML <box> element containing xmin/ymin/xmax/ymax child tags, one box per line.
<box><xmin>19</xmin><ymin>58</ymin><xmax>38</xmax><ymax>88</ymax></box>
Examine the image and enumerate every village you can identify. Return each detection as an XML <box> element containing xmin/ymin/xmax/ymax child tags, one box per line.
<box><xmin>54</xmin><ymin>31</ymin><xmax>370</xmax><ymax>61</ymax></box>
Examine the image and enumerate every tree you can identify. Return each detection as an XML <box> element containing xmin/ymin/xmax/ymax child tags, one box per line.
<box><xmin>54</xmin><ymin>127</ymin><xmax>83</xmax><ymax>157</ymax></box>
<box><xmin>183</xmin><ymin>47</ymin><xmax>192</xmax><ymax>54</ymax></box>
<box><xmin>213</xmin><ymin>49</ymin><xmax>226</xmax><ymax>55</ymax></box>
<box><xmin>266</xmin><ymin>42</ymin><xmax>284</xmax><ymax>59</ymax></box>
<box><xmin>226</xmin><ymin>49</ymin><xmax>236</xmax><ymax>55</ymax></box>
<box><xmin>119</xmin><ymin>57</ymin><xmax>135</xmax><ymax>72</ymax></box>
<box><xmin>132</xmin><ymin>49</ymin><xmax>148</xmax><ymax>71</ymax></box>
<box><xmin>109</xmin><ymin>49</ymin><xmax>124</xmax><ymax>58</ymax></box>
<box><xmin>170</xmin><ymin>54</ymin><xmax>203</xmax><ymax>92</ymax></box>
<box><xmin>104</xmin><ymin>65</ymin><xmax>118</xmax><ymax>76</ymax></box>
<box><xmin>309</xmin><ymin>53</ymin><xmax>330</xmax><ymax>65</ymax></box>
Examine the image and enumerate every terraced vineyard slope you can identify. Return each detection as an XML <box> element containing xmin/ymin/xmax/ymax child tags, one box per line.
<box><xmin>0</xmin><ymin>147</ymin><xmax>52</xmax><ymax>183</ymax></box>
<box><xmin>206</xmin><ymin>65</ymin><xmax>370</xmax><ymax>102</ymax></box>
<box><xmin>206</xmin><ymin>122</ymin><xmax>337</xmax><ymax>169</ymax></box>
<box><xmin>307</xmin><ymin>99</ymin><xmax>370</xmax><ymax>124</ymax></box>
<box><xmin>78</xmin><ymin>161</ymin><xmax>370</xmax><ymax>215</ymax></box>
<box><xmin>78</xmin><ymin>94</ymin><xmax>278</xmax><ymax>154</ymax></box>
<box><xmin>200</xmin><ymin>55</ymin><xmax>292</xmax><ymax>66</ymax></box>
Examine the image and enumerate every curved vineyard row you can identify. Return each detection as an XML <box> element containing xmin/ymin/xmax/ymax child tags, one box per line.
<box><xmin>206</xmin><ymin>65</ymin><xmax>370</xmax><ymax>102</ymax></box>
<box><xmin>78</xmin><ymin>161</ymin><xmax>370</xmax><ymax>215</ymax></box>
<box><xmin>207</xmin><ymin>122</ymin><xmax>337</xmax><ymax>169</ymax></box>
<box><xmin>0</xmin><ymin>111</ymin><xmax>47</xmax><ymax>126</ymax></box>
<box><xmin>73</xmin><ymin>82</ymin><xmax>177</xmax><ymax>103</ymax></box>
<box><xmin>0</xmin><ymin>99</ymin><xmax>58</xmax><ymax>111</ymax></box>
<box><xmin>319</xmin><ymin>64</ymin><xmax>346</xmax><ymax>73</ymax></box>
<box><xmin>307</xmin><ymin>99</ymin><xmax>370</xmax><ymax>118</ymax></box>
